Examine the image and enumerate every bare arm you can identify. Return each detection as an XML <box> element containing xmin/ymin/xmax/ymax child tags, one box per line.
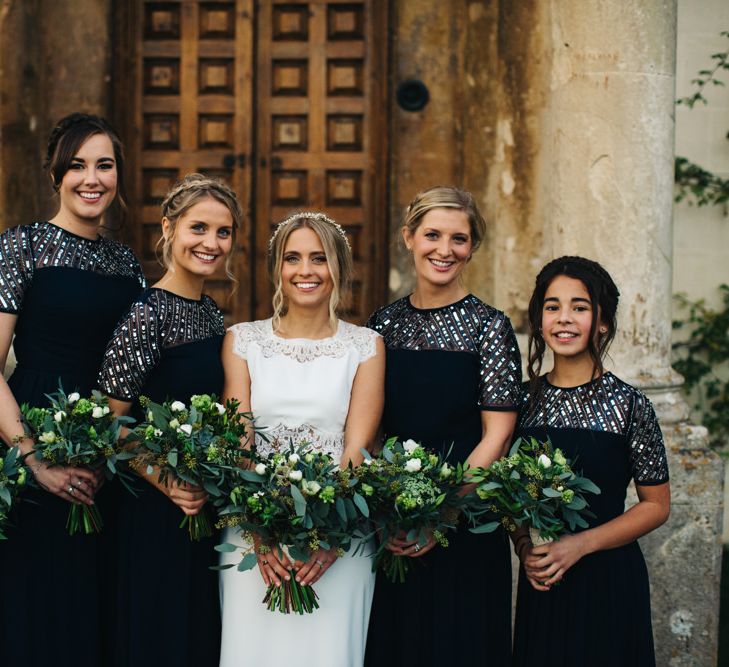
<box><xmin>523</xmin><ymin>482</ymin><xmax>671</xmax><ymax>588</ymax></box>
<box><xmin>466</xmin><ymin>410</ymin><xmax>517</xmax><ymax>470</ymax></box>
<box><xmin>341</xmin><ymin>336</ymin><xmax>385</xmax><ymax>467</ymax></box>
<box><xmin>0</xmin><ymin>313</ymin><xmax>99</xmax><ymax>504</ymax></box>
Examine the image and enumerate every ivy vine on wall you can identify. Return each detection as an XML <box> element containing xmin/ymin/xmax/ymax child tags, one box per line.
<box><xmin>674</xmin><ymin>30</ymin><xmax>729</xmax><ymax>208</ymax></box>
<box><xmin>672</xmin><ymin>31</ymin><xmax>729</xmax><ymax>449</ymax></box>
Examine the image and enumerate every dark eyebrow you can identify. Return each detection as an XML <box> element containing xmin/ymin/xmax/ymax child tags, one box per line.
<box><xmin>543</xmin><ymin>296</ymin><xmax>592</xmax><ymax>304</ymax></box>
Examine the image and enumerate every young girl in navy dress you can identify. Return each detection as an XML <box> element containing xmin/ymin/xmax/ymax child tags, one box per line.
<box><xmin>512</xmin><ymin>256</ymin><xmax>670</xmax><ymax>667</ymax></box>
<box><xmin>365</xmin><ymin>186</ymin><xmax>522</xmax><ymax>667</ymax></box>
<box><xmin>99</xmin><ymin>174</ymin><xmax>242</xmax><ymax>667</ymax></box>
<box><xmin>0</xmin><ymin>113</ymin><xmax>145</xmax><ymax>667</ymax></box>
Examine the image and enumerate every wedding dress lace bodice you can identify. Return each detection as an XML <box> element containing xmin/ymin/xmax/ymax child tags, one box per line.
<box><xmin>228</xmin><ymin>318</ymin><xmax>379</xmax><ymax>459</ymax></box>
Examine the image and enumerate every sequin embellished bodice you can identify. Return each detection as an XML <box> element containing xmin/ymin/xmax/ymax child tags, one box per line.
<box><xmin>0</xmin><ymin>222</ymin><xmax>145</xmax><ymax>406</ymax></box>
<box><xmin>517</xmin><ymin>373</ymin><xmax>669</xmax><ymax>527</ymax></box>
<box><xmin>99</xmin><ymin>288</ymin><xmax>226</xmax><ymax>404</ymax></box>
<box><xmin>367</xmin><ymin>294</ymin><xmax>522</xmax><ymax>462</ymax></box>
<box><xmin>228</xmin><ymin>319</ymin><xmax>379</xmax><ymax>459</ymax></box>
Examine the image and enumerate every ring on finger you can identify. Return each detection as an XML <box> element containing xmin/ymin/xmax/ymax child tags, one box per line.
<box><xmin>68</xmin><ymin>485</ymin><xmax>75</xmax><ymax>494</ymax></box>
<box><xmin>261</xmin><ymin>559</ymin><xmax>268</xmax><ymax>566</ymax></box>
<box><xmin>413</xmin><ymin>543</ymin><xmax>420</xmax><ymax>553</ymax></box>
<box><xmin>315</xmin><ymin>559</ymin><xmax>324</xmax><ymax>569</ymax></box>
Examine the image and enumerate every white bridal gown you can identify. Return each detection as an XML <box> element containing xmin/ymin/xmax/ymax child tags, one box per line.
<box><xmin>219</xmin><ymin>319</ymin><xmax>379</xmax><ymax>667</ymax></box>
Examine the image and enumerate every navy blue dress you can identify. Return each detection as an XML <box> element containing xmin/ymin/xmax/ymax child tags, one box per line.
<box><xmin>512</xmin><ymin>373</ymin><xmax>669</xmax><ymax>667</ymax></box>
<box><xmin>365</xmin><ymin>294</ymin><xmax>522</xmax><ymax>667</ymax></box>
<box><xmin>0</xmin><ymin>221</ymin><xmax>144</xmax><ymax>667</ymax></box>
<box><xmin>98</xmin><ymin>287</ymin><xmax>225</xmax><ymax>667</ymax></box>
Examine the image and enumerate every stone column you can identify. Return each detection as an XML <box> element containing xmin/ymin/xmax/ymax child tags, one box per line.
<box><xmin>522</xmin><ymin>2</ymin><xmax>722</xmax><ymax>665</ymax></box>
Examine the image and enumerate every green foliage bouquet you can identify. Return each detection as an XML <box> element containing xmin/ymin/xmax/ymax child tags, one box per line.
<box><xmin>466</xmin><ymin>436</ymin><xmax>600</xmax><ymax>544</ymax></box>
<box><xmin>131</xmin><ymin>394</ymin><xmax>252</xmax><ymax>541</ymax></box>
<box><xmin>216</xmin><ymin>441</ymin><xmax>369</xmax><ymax>614</ymax></box>
<box><xmin>354</xmin><ymin>437</ymin><xmax>468</xmax><ymax>583</ymax></box>
<box><xmin>0</xmin><ymin>447</ymin><xmax>29</xmax><ymax>540</ymax></box>
<box><xmin>20</xmin><ymin>388</ymin><xmax>136</xmax><ymax>534</ymax></box>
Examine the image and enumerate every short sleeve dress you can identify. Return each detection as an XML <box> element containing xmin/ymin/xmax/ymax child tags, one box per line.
<box><xmin>0</xmin><ymin>221</ymin><xmax>145</xmax><ymax>667</ymax></box>
<box><xmin>512</xmin><ymin>372</ymin><xmax>669</xmax><ymax>667</ymax></box>
<box><xmin>364</xmin><ymin>294</ymin><xmax>522</xmax><ymax>667</ymax></box>
<box><xmin>98</xmin><ymin>287</ymin><xmax>226</xmax><ymax>667</ymax></box>
<box><xmin>218</xmin><ymin>318</ymin><xmax>380</xmax><ymax>667</ymax></box>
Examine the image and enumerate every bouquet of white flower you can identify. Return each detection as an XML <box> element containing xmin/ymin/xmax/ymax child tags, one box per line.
<box><xmin>131</xmin><ymin>394</ymin><xmax>252</xmax><ymax>540</ymax></box>
<box><xmin>465</xmin><ymin>436</ymin><xmax>600</xmax><ymax>544</ymax></box>
<box><xmin>20</xmin><ymin>387</ymin><xmax>135</xmax><ymax>534</ymax></box>
<box><xmin>354</xmin><ymin>437</ymin><xmax>468</xmax><ymax>583</ymax></box>
<box><xmin>216</xmin><ymin>441</ymin><xmax>369</xmax><ymax>614</ymax></box>
<box><xmin>0</xmin><ymin>447</ymin><xmax>29</xmax><ymax>540</ymax></box>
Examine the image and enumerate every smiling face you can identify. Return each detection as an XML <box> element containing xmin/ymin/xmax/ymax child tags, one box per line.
<box><xmin>280</xmin><ymin>226</ymin><xmax>334</xmax><ymax>312</ymax></box>
<box><xmin>56</xmin><ymin>133</ymin><xmax>117</xmax><ymax>228</ymax></box>
<box><xmin>403</xmin><ymin>208</ymin><xmax>472</xmax><ymax>290</ymax></box>
<box><xmin>163</xmin><ymin>197</ymin><xmax>234</xmax><ymax>279</ymax></box>
<box><xmin>541</xmin><ymin>275</ymin><xmax>606</xmax><ymax>362</ymax></box>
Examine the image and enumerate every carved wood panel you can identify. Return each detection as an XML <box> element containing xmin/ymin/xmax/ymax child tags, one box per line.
<box><xmin>115</xmin><ymin>0</ymin><xmax>254</xmax><ymax>323</ymax></box>
<box><xmin>254</xmin><ymin>0</ymin><xmax>388</xmax><ymax>322</ymax></box>
<box><xmin>116</xmin><ymin>1</ymin><xmax>387</xmax><ymax>325</ymax></box>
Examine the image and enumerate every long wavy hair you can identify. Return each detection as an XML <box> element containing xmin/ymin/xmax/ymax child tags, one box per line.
<box><xmin>268</xmin><ymin>213</ymin><xmax>353</xmax><ymax>333</ymax></box>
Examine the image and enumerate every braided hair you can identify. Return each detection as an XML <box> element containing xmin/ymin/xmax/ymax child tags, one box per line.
<box><xmin>45</xmin><ymin>113</ymin><xmax>127</xmax><ymax>211</ymax></box>
<box><xmin>526</xmin><ymin>256</ymin><xmax>620</xmax><ymax>400</ymax></box>
<box><xmin>157</xmin><ymin>173</ymin><xmax>243</xmax><ymax>289</ymax></box>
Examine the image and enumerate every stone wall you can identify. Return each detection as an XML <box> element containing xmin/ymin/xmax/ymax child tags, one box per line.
<box><xmin>0</xmin><ymin>0</ymin><xmax>111</xmax><ymax>232</ymax></box>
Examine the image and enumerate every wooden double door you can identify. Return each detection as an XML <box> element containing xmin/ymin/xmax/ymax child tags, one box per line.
<box><xmin>115</xmin><ymin>0</ymin><xmax>388</xmax><ymax>324</ymax></box>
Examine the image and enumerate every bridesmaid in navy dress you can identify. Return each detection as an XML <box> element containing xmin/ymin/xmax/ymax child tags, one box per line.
<box><xmin>512</xmin><ymin>256</ymin><xmax>670</xmax><ymax>667</ymax></box>
<box><xmin>0</xmin><ymin>113</ymin><xmax>145</xmax><ymax>667</ymax></box>
<box><xmin>365</xmin><ymin>187</ymin><xmax>522</xmax><ymax>667</ymax></box>
<box><xmin>99</xmin><ymin>174</ymin><xmax>242</xmax><ymax>667</ymax></box>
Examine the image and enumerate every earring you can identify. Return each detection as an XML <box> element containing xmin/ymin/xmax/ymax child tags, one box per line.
<box><xmin>599</xmin><ymin>327</ymin><xmax>607</xmax><ymax>334</ymax></box>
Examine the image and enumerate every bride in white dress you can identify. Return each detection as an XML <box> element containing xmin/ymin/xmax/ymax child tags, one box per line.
<box><xmin>218</xmin><ymin>212</ymin><xmax>385</xmax><ymax>667</ymax></box>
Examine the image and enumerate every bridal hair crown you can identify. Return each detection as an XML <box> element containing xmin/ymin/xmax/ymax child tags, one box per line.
<box><xmin>268</xmin><ymin>211</ymin><xmax>351</xmax><ymax>252</ymax></box>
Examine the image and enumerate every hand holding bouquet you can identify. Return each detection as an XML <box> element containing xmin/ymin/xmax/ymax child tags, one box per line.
<box><xmin>217</xmin><ymin>442</ymin><xmax>369</xmax><ymax>614</ymax></box>
<box><xmin>355</xmin><ymin>437</ymin><xmax>467</xmax><ymax>583</ymax></box>
<box><xmin>466</xmin><ymin>436</ymin><xmax>600</xmax><ymax>544</ymax></box>
<box><xmin>20</xmin><ymin>388</ymin><xmax>136</xmax><ymax>534</ymax></box>
<box><xmin>0</xmin><ymin>447</ymin><xmax>29</xmax><ymax>540</ymax></box>
<box><xmin>132</xmin><ymin>394</ymin><xmax>252</xmax><ymax>540</ymax></box>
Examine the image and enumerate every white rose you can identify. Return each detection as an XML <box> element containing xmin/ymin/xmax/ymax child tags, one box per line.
<box><xmin>402</xmin><ymin>439</ymin><xmax>419</xmax><ymax>454</ymax></box>
<box><xmin>169</xmin><ymin>419</ymin><xmax>180</xmax><ymax>429</ymax></box>
<box><xmin>302</xmin><ymin>480</ymin><xmax>321</xmax><ymax>495</ymax></box>
<box><xmin>288</xmin><ymin>453</ymin><xmax>300</xmax><ymax>464</ymax></box>
<box><xmin>255</xmin><ymin>462</ymin><xmax>267</xmax><ymax>475</ymax></box>
<box><xmin>39</xmin><ymin>431</ymin><xmax>56</xmax><ymax>444</ymax></box>
<box><xmin>170</xmin><ymin>401</ymin><xmax>186</xmax><ymax>412</ymax></box>
<box><xmin>439</xmin><ymin>463</ymin><xmax>452</xmax><ymax>479</ymax></box>
<box><xmin>67</xmin><ymin>392</ymin><xmax>80</xmax><ymax>403</ymax></box>
<box><xmin>178</xmin><ymin>424</ymin><xmax>193</xmax><ymax>436</ymax></box>
<box><xmin>92</xmin><ymin>407</ymin><xmax>104</xmax><ymax>419</ymax></box>
<box><xmin>53</xmin><ymin>411</ymin><xmax>66</xmax><ymax>423</ymax></box>
<box><xmin>538</xmin><ymin>454</ymin><xmax>552</xmax><ymax>468</ymax></box>
<box><xmin>102</xmin><ymin>406</ymin><xmax>110</xmax><ymax>415</ymax></box>
<box><xmin>288</xmin><ymin>470</ymin><xmax>303</xmax><ymax>482</ymax></box>
<box><xmin>214</xmin><ymin>403</ymin><xmax>225</xmax><ymax>415</ymax></box>
<box><xmin>405</xmin><ymin>458</ymin><xmax>422</xmax><ymax>473</ymax></box>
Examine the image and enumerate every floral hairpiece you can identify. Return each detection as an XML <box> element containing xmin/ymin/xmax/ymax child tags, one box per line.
<box><xmin>268</xmin><ymin>211</ymin><xmax>351</xmax><ymax>252</ymax></box>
